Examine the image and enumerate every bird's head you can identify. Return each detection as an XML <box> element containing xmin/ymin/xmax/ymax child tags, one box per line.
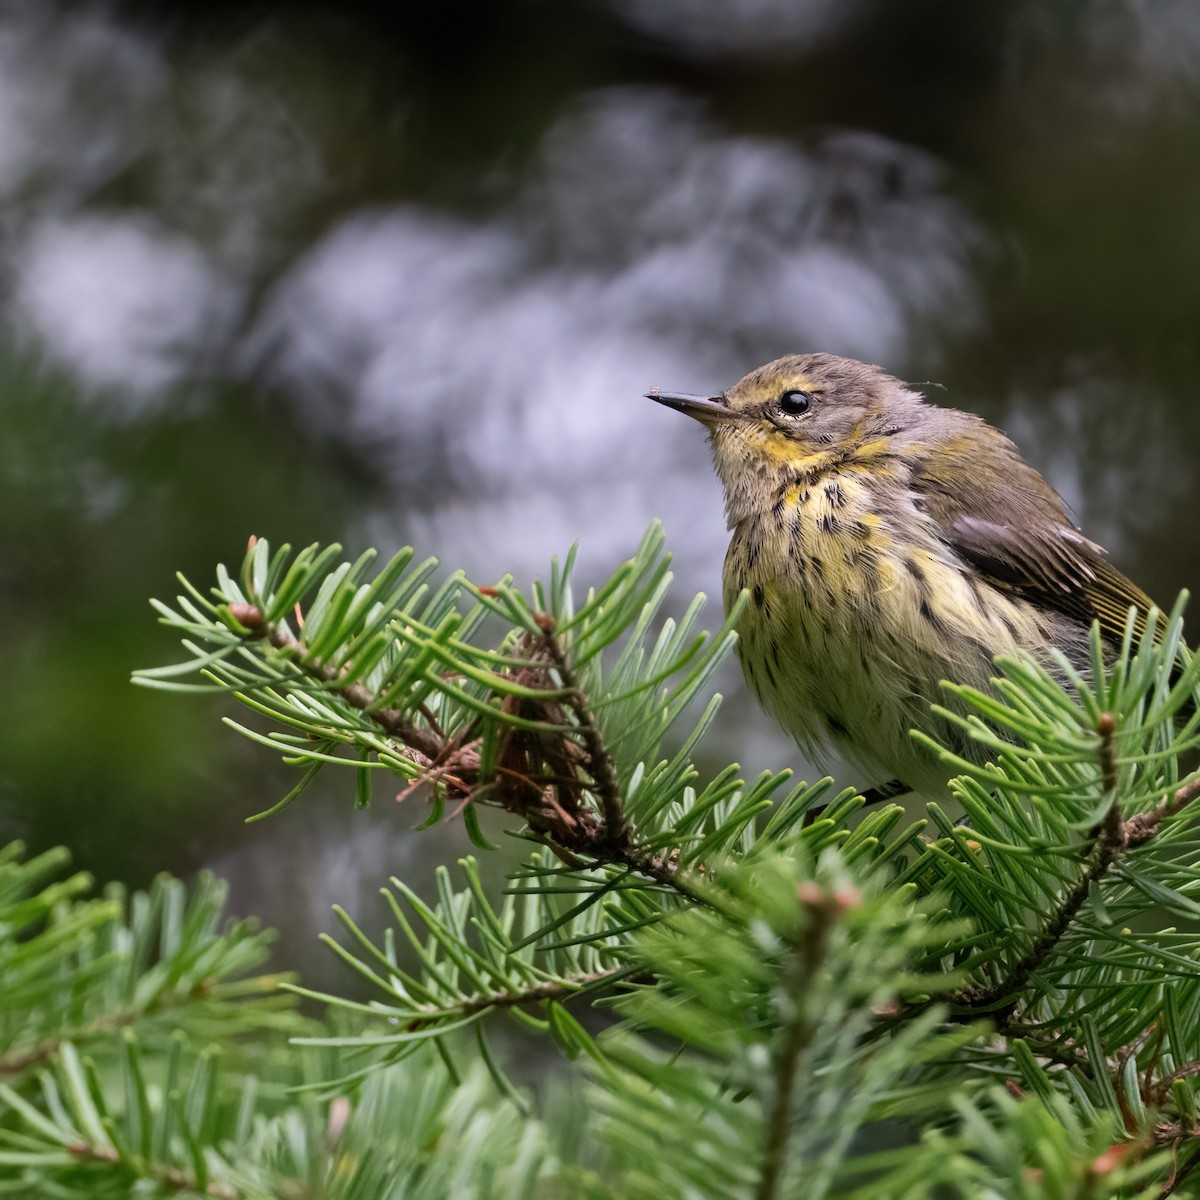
<box><xmin>647</xmin><ymin>352</ymin><xmax>926</xmax><ymax>524</ymax></box>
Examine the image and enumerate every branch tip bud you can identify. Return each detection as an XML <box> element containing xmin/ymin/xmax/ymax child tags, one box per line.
<box><xmin>797</xmin><ymin>881</ymin><xmax>861</xmax><ymax>922</ymax></box>
<box><xmin>228</xmin><ymin>603</ymin><xmax>265</xmax><ymax>633</ymax></box>
<box><xmin>1090</xmin><ymin>1142</ymin><xmax>1135</xmax><ymax>1175</ymax></box>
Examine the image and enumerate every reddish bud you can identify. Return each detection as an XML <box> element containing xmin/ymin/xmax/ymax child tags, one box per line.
<box><xmin>228</xmin><ymin>603</ymin><xmax>265</xmax><ymax>632</ymax></box>
<box><xmin>326</xmin><ymin>1096</ymin><xmax>351</xmax><ymax>1143</ymax></box>
<box><xmin>1097</xmin><ymin>712</ymin><xmax>1116</xmax><ymax>736</ymax></box>
<box><xmin>1091</xmin><ymin>1142</ymin><xmax>1135</xmax><ymax>1175</ymax></box>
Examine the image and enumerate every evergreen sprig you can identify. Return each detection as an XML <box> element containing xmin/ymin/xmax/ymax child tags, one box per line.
<box><xmin>0</xmin><ymin>847</ymin><xmax>297</xmax><ymax>1084</ymax></box>
<box><xmin>134</xmin><ymin>525</ymin><xmax>766</xmax><ymax>881</ymax></box>
<box><xmin>6</xmin><ymin>528</ymin><xmax>1200</xmax><ymax>1196</ymax></box>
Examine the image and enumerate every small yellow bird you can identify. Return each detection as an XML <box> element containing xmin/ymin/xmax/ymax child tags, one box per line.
<box><xmin>648</xmin><ymin>352</ymin><xmax>1159</xmax><ymax>799</ymax></box>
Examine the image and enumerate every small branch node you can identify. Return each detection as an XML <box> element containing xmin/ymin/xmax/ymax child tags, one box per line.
<box><xmin>227</xmin><ymin>603</ymin><xmax>266</xmax><ymax>635</ymax></box>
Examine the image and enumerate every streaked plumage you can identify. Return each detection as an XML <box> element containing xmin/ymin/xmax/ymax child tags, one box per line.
<box><xmin>648</xmin><ymin>353</ymin><xmax>1158</xmax><ymax>796</ymax></box>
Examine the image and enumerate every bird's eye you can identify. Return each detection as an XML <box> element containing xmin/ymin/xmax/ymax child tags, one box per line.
<box><xmin>778</xmin><ymin>389</ymin><xmax>811</xmax><ymax>416</ymax></box>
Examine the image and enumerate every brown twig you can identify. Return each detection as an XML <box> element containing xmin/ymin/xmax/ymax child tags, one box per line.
<box><xmin>998</xmin><ymin>1023</ymin><xmax>1094</xmax><ymax>1073</ymax></box>
<box><xmin>950</xmin><ymin>713</ymin><xmax>1128</xmax><ymax>1015</ymax></box>
<box><xmin>263</xmin><ymin>622</ymin><xmax>445</xmax><ymax>762</ymax></box>
<box><xmin>233</xmin><ymin>605</ymin><xmax>707</xmax><ymax>906</ymax></box>
<box><xmin>534</xmin><ymin>613</ymin><xmax>629</xmax><ymax>846</ymax></box>
<box><xmin>1125</xmin><ymin>776</ymin><xmax>1200</xmax><ymax>848</ymax></box>
<box><xmin>404</xmin><ymin>965</ymin><xmax>639</xmax><ymax>1029</ymax></box>
<box><xmin>1159</xmin><ymin>1138</ymin><xmax>1200</xmax><ymax>1197</ymax></box>
<box><xmin>756</xmin><ymin>884</ymin><xmax>859</xmax><ymax>1200</ymax></box>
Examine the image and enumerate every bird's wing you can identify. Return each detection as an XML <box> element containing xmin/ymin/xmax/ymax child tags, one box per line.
<box><xmin>912</xmin><ymin>429</ymin><xmax>1159</xmax><ymax>645</ymax></box>
<box><xmin>946</xmin><ymin>514</ymin><xmax>1156</xmax><ymax>642</ymax></box>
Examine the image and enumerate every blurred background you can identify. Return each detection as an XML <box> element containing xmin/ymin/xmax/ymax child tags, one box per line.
<box><xmin>2</xmin><ymin>0</ymin><xmax>1199</xmax><ymax>982</ymax></box>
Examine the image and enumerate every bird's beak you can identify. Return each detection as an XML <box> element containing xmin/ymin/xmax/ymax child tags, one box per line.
<box><xmin>644</xmin><ymin>389</ymin><xmax>737</xmax><ymax>424</ymax></box>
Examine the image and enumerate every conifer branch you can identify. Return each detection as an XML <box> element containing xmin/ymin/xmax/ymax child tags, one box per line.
<box><xmin>950</xmin><ymin>712</ymin><xmax>1178</xmax><ymax>1016</ymax></box>
<box><xmin>757</xmin><ymin>1006</ymin><xmax>810</xmax><ymax>1200</ymax></box>
<box><xmin>257</xmin><ymin>617</ymin><xmax>447</xmax><ymax>767</ymax></box>
<box><xmin>1158</xmin><ymin>1139</ymin><xmax>1200</xmax><ymax>1198</ymax></box>
<box><xmin>536</xmin><ymin>612</ymin><xmax>628</xmax><ymax>845</ymax></box>
<box><xmin>1124</xmin><ymin>775</ymin><xmax>1200</xmax><ymax>848</ymax></box>
<box><xmin>117</xmin><ymin>538</ymin><xmax>1200</xmax><ymax>1197</ymax></box>
<box><xmin>405</xmin><ymin>965</ymin><xmax>638</xmax><ymax>1025</ymax></box>
<box><xmin>0</xmin><ymin>1014</ymin><xmax>158</xmax><ymax>1078</ymax></box>
<box><xmin>1002</xmin><ymin>1027</ymin><xmax>1093</xmax><ymax>1073</ymax></box>
<box><xmin>756</xmin><ymin>883</ymin><xmax>857</xmax><ymax>1200</ymax></box>
<box><xmin>0</xmin><ymin>971</ymin><xmax>294</xmax><ymax>1078</ymax></box>
<box><xmin>63</xmin><ymin>1141</ymin><xmax>241</xmax><ymax>1200</ymax></box>
<box><xmin>227</xmin><ymin>600</ymin><xmax>710</xmax><ymax>905</ymax></box>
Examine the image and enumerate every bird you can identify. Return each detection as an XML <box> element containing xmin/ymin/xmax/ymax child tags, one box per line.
<box><xmin>646</xmin><ymin>352</ymin><xmax>1160</xmax><ymax>799</ymax></box>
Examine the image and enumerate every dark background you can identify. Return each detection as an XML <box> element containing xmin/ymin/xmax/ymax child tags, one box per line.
<box><xmin>3</xmin><ymin>0</ymin><xmax>1198</xmax><ymax>981</ymax></box>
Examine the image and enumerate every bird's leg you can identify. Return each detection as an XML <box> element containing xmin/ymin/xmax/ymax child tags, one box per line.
<box><xmin>859</xmin><ymin>778</ymin><xmax>911</xmax><ymax>806</ymax></box>
<box><xmin>802</xmin><ymin>777</ymin><xmax>911</xmax><ymax>826</ymax></box>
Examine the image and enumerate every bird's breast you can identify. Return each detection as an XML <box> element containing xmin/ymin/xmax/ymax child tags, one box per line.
<box><xmin>723</xmin><ymin>470</ymin><xmax>900</xmax><ymax>646</ymax></box>
<box><xmin>722</xmin><ymin>467</ymin><xmax>1057</xmax><ymax>789</ymax></box>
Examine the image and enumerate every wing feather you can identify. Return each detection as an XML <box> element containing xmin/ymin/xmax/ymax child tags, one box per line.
<box><xmin>911</xmin><ymin>424</ymin><xmax>1158</xmax><ymax>645</ymax></box>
